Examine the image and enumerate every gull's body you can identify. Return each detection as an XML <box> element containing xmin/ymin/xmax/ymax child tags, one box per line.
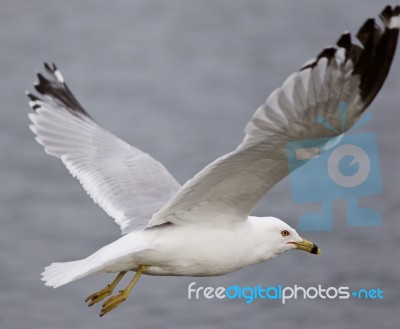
<box><xmin>45</xmin><ymin>216</ymin><xmax>299</xmax><ymax>287</ymax></box>
<box><xmin>27</xmin><ymin>6</ymin><xmax>399</xmax><ymax>316</ymax></box>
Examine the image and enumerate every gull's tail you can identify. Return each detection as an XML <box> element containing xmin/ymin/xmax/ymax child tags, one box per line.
<box><xmin>41</xmin><ymin>232</ymin><xmax>151</xmax><ymax>288</ymax></box>
<box><xmin>41</xmin><ymin>259</ymin><xmax>98</xmax><ymax>288</ymax></box>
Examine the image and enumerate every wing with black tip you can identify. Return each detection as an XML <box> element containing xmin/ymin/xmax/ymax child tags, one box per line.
<box><xmin>149</xmin><ymin>6</ymin><xmax>400</xmax><ymax>227</ymax></box>
<box><xmin>28</xmin><ymin>63</ymin><xmax>180</xmax><ymax>233</ymax></box>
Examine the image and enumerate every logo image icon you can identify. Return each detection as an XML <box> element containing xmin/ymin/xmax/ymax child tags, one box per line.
<box><xmin>286</xmin><ymin>102</ymin><xmax>382</xmax><ymax>231</ymax></box>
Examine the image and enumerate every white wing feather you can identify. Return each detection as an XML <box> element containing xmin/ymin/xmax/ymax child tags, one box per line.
<box><xmin>28</xmin><ymin>64</ymin><xmax>180</xmax><ymax>233</ymax></box>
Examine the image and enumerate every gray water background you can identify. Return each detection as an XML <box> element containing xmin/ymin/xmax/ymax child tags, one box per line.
<box><xmin>1</xmin><ymin>1</ymin><xmax>399</xmax><ymax>328</ymax></box>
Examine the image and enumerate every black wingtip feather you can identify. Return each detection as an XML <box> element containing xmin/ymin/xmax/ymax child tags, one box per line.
<box><xmin>380</xmin><ymin>6</ymin><xmax>392</xmax><ymax>25</ymax></box>
<box><xmin>26</xmin><ymin>92</ymin><xmax>40</xmax><ymax>102</ymax></box>
<box><xmin>336</xmin><ymin>32</ymin><xmax>351</xmax><ymax>50</ymax></box>
<box><xmin>44</xmin><ymin>62</ymin><xmax>54</xmax><ymax>75</ymax></box>
<box><xmin>354</xmin><ymin>6</ymin><xmax>399</xmax><ymax>106</ymax></box>
<box><xmin>300</xmin><ymin>47</ymin><xmax>336</xmax><ymax>71</ymax></box>
<box><xmin>317</xmin><ymin>47</ymin><xmax>336</xmax><ymax>61</ymax></box>
<box><xmin>356</xmin><ymin>18</ymin><xmax>381</xmax><ymax>49</ymax></box>
<box><xmin>35</xmin><ymin>73</ymin><xmax>48</xmax><ymax>93</ymax></box>
<box><xmin>380</xmin><ymin>5</ymin><xmax>400</xmax><ymax>26</ymax></box>
<box><xmin>300</xmin><ymin>6</ymin><xmax>398</xmax><ymax>111</ymax></box>
<box><xmin>26</xmin><ymin>92</ymin><xmax>41</xmax><ymax>110</ymax></box>
<box><xmin>28</xmin><ymin>62</ymin><xmax>92</xmax><ymax>119</ymax></box>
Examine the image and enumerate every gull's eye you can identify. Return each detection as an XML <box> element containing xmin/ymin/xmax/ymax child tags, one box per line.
<box><xmin>281</xmin><ymin>230</ymin><xmax>290</xmax><ymax>237</ymax></box>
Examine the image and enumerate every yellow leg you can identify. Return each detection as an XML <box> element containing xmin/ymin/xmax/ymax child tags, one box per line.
<box><xmin>85</xmin><ymin>271</ymin><xmax>127</xmax><ymax>306</ymax></box>
<box><xmin>99</xmin><ymin>265</ymin><xmax>149</xmax><ymax>317</ymax></box>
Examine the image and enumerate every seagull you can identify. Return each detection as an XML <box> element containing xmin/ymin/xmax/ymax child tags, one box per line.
<box><xmin>27</xmin><ymin>6</ymin><xmax>399</xmax><ymax>317</ymax></box>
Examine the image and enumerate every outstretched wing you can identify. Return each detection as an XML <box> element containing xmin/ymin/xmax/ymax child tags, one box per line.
<box><xmin>148</xmin><ymin>6</ymin><xmax>400</xmax><ymax>228</ymax></box>
<box><xmin>28</xmin><ymin>63</ymin><xmax>180</xmax><ymax>234</ymax></box>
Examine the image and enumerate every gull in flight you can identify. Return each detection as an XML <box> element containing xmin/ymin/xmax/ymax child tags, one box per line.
<box><xmin>27</xmin><ymin>6</ymin><xmax>399</xmax><ymax>316</ymax></box>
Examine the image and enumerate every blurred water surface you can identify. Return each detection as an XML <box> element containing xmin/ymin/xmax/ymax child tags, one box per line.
<box><xmin>1</xmin><ymin>1</ymin><xmax>399</xmax><ymax>328</ymax></box>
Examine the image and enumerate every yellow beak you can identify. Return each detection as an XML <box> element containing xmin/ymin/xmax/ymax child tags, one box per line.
<box><xmin>290</xmin><ymin>239</ymin><xmax>320</xmax><ymax>255</ymax></box>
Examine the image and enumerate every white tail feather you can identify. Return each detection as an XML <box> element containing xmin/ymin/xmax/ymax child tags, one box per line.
<box><xmin>41</xmin><ymin>260</ymin><xmax>96</xmax><ymax>288</ymax></box>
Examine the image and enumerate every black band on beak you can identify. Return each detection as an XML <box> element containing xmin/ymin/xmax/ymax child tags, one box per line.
<box><xmin>311</xmin><ymin>243</ymin><xmax>319</xmax><ymax>254</ymax></box>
